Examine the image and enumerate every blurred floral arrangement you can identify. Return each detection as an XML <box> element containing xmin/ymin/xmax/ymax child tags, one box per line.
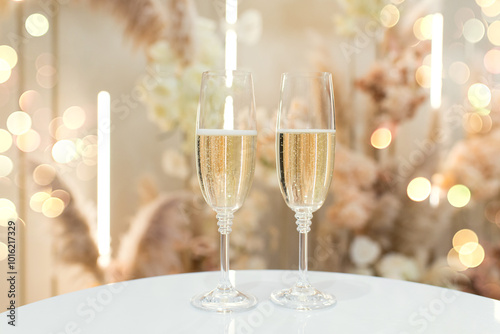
<box><xmin>23</xmin><ymin>0</ymin><xmax>499</xmax><ymax>300</ymax></box>
<box><xmin>34</xmin><ymin>0</ymin><xmax>268</xmax><ymax>290</ymax></box>
<box><xmin>137</xmin><ymin>18</ymin><xmax>223</xmax><ymax>151</ymax></box>
<box><xmin>312</xmin><ymin>2</ymin><xmax>500</xmax><ymax>299</ymax></box>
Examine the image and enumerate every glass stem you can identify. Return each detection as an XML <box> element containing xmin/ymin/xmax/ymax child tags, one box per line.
<box><xmin>295</xmin><ymin>210</ymin><xmax>313</xmax><ymax>287</ymax></box>
<box><xmin>217</xmin><ymin>211</ymin><xmax>234</xmax><ymax>290</ymax></box>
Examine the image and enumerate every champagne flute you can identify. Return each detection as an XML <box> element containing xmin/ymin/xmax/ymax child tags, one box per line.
<box><xmin>191</xmin><ymin>70</ymin><xmax>258</xmax><ymax>312</ymax></box>
<box><xmin>271</xmin><ymin>72</ymin><xmax>337</xmax><ymax>310</ymax></box>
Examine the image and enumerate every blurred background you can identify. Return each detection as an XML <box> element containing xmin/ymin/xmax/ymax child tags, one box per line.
<box><xmin>1</xmin><ymin>0</ymin><xmax>500</xmax><ymax>308</ymax></box>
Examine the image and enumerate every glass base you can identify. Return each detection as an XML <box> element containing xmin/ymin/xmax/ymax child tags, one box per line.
<box><xmin>271</xmin><ymin>284</ymin><xmax>336</xmax><ymax>310</ymax></box>
<box><xmin>191</xmin><ymin>285</ymin><xmax>257</xmax><ymax>313</ymax></box>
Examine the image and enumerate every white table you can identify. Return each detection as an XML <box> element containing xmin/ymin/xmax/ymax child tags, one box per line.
<box><xmin>2</xmin><ymin>270</ymin><xmax>500</xmax><ymax>333</ymax></box>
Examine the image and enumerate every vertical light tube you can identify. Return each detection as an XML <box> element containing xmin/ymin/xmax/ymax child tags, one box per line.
<box><xmin>223</xmin><ymin>96</ymin><xmax>234</xmax><ymax>130</ymax></box>
<box><xmin>225</xmin><ymin>0</ymin><xmax>238</xmax><ymax>70</ymax></box>
<box><xmin>431</xmin><ymin>13</ymin><xmax>443</xmax><ymax>109</ymax></box>
<box><xmin>97</xmin><ymin>91</ymin><xmax>111</xmax><ymax>267</ymax></box>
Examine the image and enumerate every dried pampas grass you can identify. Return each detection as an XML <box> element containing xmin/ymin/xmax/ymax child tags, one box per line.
<box><xmin>81</xmin><ymin>0</ymin><xmax>167</xmax><ymax>46</ymax></box>
<box><xmin>81</xmin><ymin>0</ymin><xmax>196</xmax><ymax>61</ymax></box>
<box><xmin>111</xmin><ymin>192</ymin><xmax>194</xmax><ymax>281</ymax></box>
<box><xmin>46</xmin><ymin>173</ymin><xmax>103</xmax><ymax>284</ymax></box>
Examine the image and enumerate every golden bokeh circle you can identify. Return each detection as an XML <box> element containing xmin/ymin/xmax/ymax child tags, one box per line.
<box><xmin>0</xmin><ymin>129</ymin><xmax>13</xmax><ymax>153</ymax></box>
<box><xmin>33</xmin><ymin>164</ymin><xmax>56</xmax><ymax>186</ymax></box>
<box><xmin>41</xmin><ymin>197</ymin><xmax>65</xmax><ymax>218</ymax></box>
<box><xmin>370</xmin><ymin>128</ymin><xmax>392</xmax><ymax>149</ymax></box>
<box><xmin>447</xmin><ymin>184</ymin><xmax>471</xmax><ymax>208</ymax></box>
<box><xmin>16</xmin><ymin>129</ymin><xmax>41</xmax><ymax>152</ymax></box>
<box><xmin>30</xmin><ymin>192</ymin><xmax>51</xmax><ymax>213</ymax></box>
<box><xmin>453</xmin><ymin>229</ymin><xmax>478</xmax><ymax>252</ymax></box>
<box><xmin>7</xmin><ymin>111</ymin><xmax>32</xmax><ymax>135</ymax></box>
<box><xmin>407</xmin><ymin>177</ymin><xmax>432</xmax><ymax>202</ymax></box>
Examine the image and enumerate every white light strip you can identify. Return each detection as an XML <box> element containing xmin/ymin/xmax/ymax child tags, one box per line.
<box><xmin>97</xmin><ymin>91</ymin><xmax>111</xmax><ymax>267</ymax></box>
<box><xmin>226</xmin><ymin>0</ymin><xmax>237</xmax><ymax>25</ymax></box>
<box><xmin>225</xmin><ymin>29</ymin><xmax>237</xmax><ymax>71</ymax></box>
<box><xmin>223</xmin><ymin>96</ymin><xmax>234</xmax><ymax>130</ymax></box>
<box><xmin>225</xmin><ymin>0</ymin><xmax>237</xmax><ymax>71</ymax></box>
<box><xmin>431</xmin><ymin>13</ymin><xmax>443</xmax><ymax>109</ymax></box>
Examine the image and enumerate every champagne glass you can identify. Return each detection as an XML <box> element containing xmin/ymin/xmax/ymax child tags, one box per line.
<box><xmin>271</xmin><ymin>72</ymin><xmax>337</xmax><ymax>310</ymax></box>
<box><xmin>192</xmin><ymin>70</ymin><xmax>258</xmax><ymax>312</ymax></box>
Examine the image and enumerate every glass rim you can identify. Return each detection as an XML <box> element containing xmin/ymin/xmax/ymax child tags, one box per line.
<box><xmin>281</xmin><ymin>71</ymin><xmax>332</xmax><ymax>78</ymax></box>
<box><xmin>202</xmin><ymin>70</ymin><xmax>253</xmax><ymax>77</ymax></box>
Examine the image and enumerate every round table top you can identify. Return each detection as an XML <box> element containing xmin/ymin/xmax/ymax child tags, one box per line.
<box><xmin>2</xmin><ymin>270</ymin><xmax>500</xmax><ymax>333</ymax></box>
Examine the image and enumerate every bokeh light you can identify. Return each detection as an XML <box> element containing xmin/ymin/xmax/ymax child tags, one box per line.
<box><xmin>19</xmin><ymin>90</ymin><xmax>42</xmax><ymax>113</ymax></box>
<box><xmin>485</xmin><ymin>201</ymin><xmax>500</xmax><ymax>225</ymax></box>
<box><xmin>7</xmin><ymin>111</ymin><xmax>32</xmax><ymax>135</ymax></box>
<box><xmin>30</xmin><ymin>191</ymin><xmax>51</xmax><ymax>212</ymax></box>
<box><xmin>414</xmin><ymin>15</ymin><xmax>433</xmax><ymax>40</ymax></box>
<box><xmin>0</xmin><ymin>198</ymin><xmax>17</xmax><ymax>226</ymax></box>
<box><xmin>476</xmin><ymin>114</ymin><xmax>493</xmax><ymax>133</ymax></box>
<box><xmin>41</xmin><ymin>197</ymin><xmax>65</xmax><ymax>218</ymax></box>
<box><xmin>16</xmin><ymin>129</ymin><xmax>41</xmax><ymax>152</ymax></box>
<box><xmin>482</xmin><ymin>0</ymin><xmax>500</xmax><ymax>17</ymax></box>
<box><xmin>54</xmin><ymin>124</ymin><xmax>77</xmax><ymax>141</ymax></box>
<box><xmin>33</xmin><ymin>164</ymin><xmax>56</xmax><ymax>185</ymax></box>
<box><xmin>0</xmin><ymin>198</ymin><xmax>16</xmax><ymax>212</ymax></box>
<box><xmin>416</xmin><ymin>65</ymin><xmax>431</xmax><ymax>88</ymax></box>
<box><xmin>0</xmin><ymin>155</ymin><xmax>13</xmax><ymax>177</ymax></box>
<box><xmin>455</xmin><ymin>7</ymin><xmax>475</xmax><ymax>31</ymax></box>
<box><xmin>370</xmin><ymin>128</ymin><xmax>392</xmax><ymax>149</ymax></box>
<box><xmin>0</xmin><ymin>45</ymin><xmax>18</xmax><ymax>69</ymax></box>
<box><xmin>63</xmin><ymin>106</ymin><xmax>86</xmax><ymax>130</ymax></box>
<box><xmin>484</xmin><ymin>49</ymin><xmax>500</xmax><ymax>74</ymax></box>
<box><xmin>36</xmin><ymin>65</ymin><xmax>57</xmax><ymax>89</ymax></box>
<box><xmin>488</xmin><ymin>21</ymin><xmax>500</xmax><ymax>45</ymax></box>
<box><xmin>0</xmin><ymin>129</ymin><xmax>13</xmax><ymax>153</ymax></box>
<box><xmin>447</xmin><ymin>184</ymin><xmax>471</xmax><ymax>208</ymax></box>
<box><xmin>52</xmin><ymin>139</ymin><xmax>78</xmax><ymax>163</ymax></box>
<box><xmin>448</xmin><ymin>61</ymin><xmax>470</xmax><ymax>84</ymax></box>
<box><xmin>453</xmin><ymin>229</ymin><xmax>478</xmax><ymax>252</ymax></box>
<box><xmin>48</xmin><ymin>117</ymin><xmax>62</xmax><ymax>138</ymax></box>
<box><xmin>468</xmin><ymin>83</ymin><xmax>491</xmax><ymax>108</ymax></box>
<box><xmin>459</xmin><ymin>242</ymin><xmax>485</xmax><ymax>268</ymax></box>
<box><xmin>476</xmin><ymin>0</ymin><xmax>496</xmax><ymax>7</ymax></box>
<box><xmin>0</xmin><ymin>242</ymin><xmax>7</xmax><ymax>261</ymax></box>
<box><xmin>52</xmin><ymin>189</ymin><xmax>70</xmax><ymax>207</ymax></box>
<box><xmin>36</xmin><ymin>53</ymin><xmax>55</xmax><ymax>69</ymax></box>
<box><xmin>447</xmin><ymin>248</ymin><xmax>468</xmax><ymax>271</ymax></box>
<box><xmin>407</xmin><ymin>177</ymin><xmax>432</xmax><ymax>202</ymax></box>
<box><xmin>463</xmin><ymin>113</ymin><xmax>483</xmax><ymax>133</ymax></box>
<box><xmin>463</xmin><ymin>18</ymin><xmax>485</xmax><ymax>43</ymax></box>
<box><xmin>25</xmin><ymin>13</ymin><xmax>49</xmax><ymax>37</ymax></box>
<box><xmin>0</xmin><ymin>59</ymin><xmax>12</xmax><ymax>84</ymax></box>
<box><xmin>380</xmin><ymin>4</ymin><xmax>400</xmax><ymax>28</ymax></box>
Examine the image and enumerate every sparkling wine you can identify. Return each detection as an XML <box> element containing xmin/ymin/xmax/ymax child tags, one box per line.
<box><xmin>277</xmin><ymin>129</ymin><xmax>336</xmax><ymax>212</ymax></box>
<box><xmin>196</xmin><ymin>129</ymin><xmax>257</xmax><ymax>211</ymax></box>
